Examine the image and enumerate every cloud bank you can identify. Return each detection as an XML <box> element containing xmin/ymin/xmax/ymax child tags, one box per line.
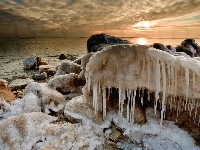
<box><xmin>0</xmin><ymin>0</ymin><xmax>200</xmax><ymax>38</ymax></box>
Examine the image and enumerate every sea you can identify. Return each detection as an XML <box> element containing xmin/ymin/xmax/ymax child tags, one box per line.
<box><xmin>0</xmin><ymin>37</ymin><xmax>200</xmax><ymax>83</ymax></box>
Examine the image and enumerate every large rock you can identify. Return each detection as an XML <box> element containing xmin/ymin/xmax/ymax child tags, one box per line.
<box><xmin>9</xmin><ymin>78</ymin><xmax>34</xmax><ymax>91</ymax></box>
<box><xmin>39</xmin><ymin>65</ymin><xmax>56</xmax><ymax>76</ymax></box>
<box><xmin>23</xmin><ymin>56</ymin><xmax>37</xmax><ymax>70</ymax></box>
<box><xmin>0</xmin><ymin>79</ymin><xmax>16</xmax><ymax>103</ymax></box>
<box><xmin>176</xmin><ymin>39</ymin><xmax>200</xmax><ymax>57</ymax></box>
<box><xmin>87</xmin><ymin>33</ymin><xmax>131</xmax><ymax>53</ymax></box>
<box><xmin>55</xmin><ymin>60</ymin><xmax>81</xmax><ymax>76</ymax></box>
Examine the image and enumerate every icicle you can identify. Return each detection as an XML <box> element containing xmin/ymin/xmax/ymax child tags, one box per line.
<box><xmin>147</xmin><ymin>57</ymin><xmax>151</xmax><ymax>89</ymax></box>
<box><xmin>154</xmin><ymin>59</ymin><xmax>160</xmax><ymax>114</ymax></box>
<box><xmin>171</xmin><ymin>64</ymin><xmax>174</xmax><ymax>96</ymax></box>
<box><xmin>127</xmin><ymin>90</ymin><xmax>131</xmax><ymax>122</ymax></box>
<box><xmin>192</xmin><ymin>72</ymin><xmax>195</xmax><ymax>98</ymax></box>
<box><xmin>167</xmin><ymin>63</ymin><xmax>171</xmax><ymax>94</ymax></box>
<box><xmin>185</xmin><ymin>67</ymin><xmax>189</xmax><ymax>105</ymax></box>
<box><xmin>102</xmin><ymin>88</ymin><xmax>106</xmax><ymax>119</ymax></box>
<box><xmin>130</xmin><ymin>90</ymin><xmax>136</xmax><ymax>123</ymax></box>
<box><xmin>160</xmin><ymin>60</ymin><xmax>166</xmax><ymax>126</ymax></box>
<box><xmin>88</xmin><ymin>74</ymin><xmax>91</xmax><ymax>91</ymax></box>
<box><xmin>174</xmin><ymin>66</ymin><xmax>178</xmax><ymax>97</ymax></box>
<box><xmin>93</xmin><ymin>84</ymin><xmax>98</xmax><ymax>114</ymax></box>
<box><xmin>118</xmin><ymin>86</ymin><xmax>125</xmax><ymax>118</ymax></box>
<box><xmin>141</xmin><ymin>88</ymin><xmax>144</xmax><ymax>106</ymax></box>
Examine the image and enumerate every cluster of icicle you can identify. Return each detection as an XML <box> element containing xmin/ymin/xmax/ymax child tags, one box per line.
<box><xmin>85</xmin><ymin>44</ymin><xmax>200</xmax><ymax>125</ymax></box>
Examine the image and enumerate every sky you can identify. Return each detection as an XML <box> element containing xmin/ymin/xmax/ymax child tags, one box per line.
<box><xmin>0</xmin><ymin>0</ymin><xmax>200</xmax><ymax>38</ymax></box>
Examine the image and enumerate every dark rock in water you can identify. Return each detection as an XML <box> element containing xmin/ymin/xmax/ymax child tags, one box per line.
<box><xmin>166</xmin><ymin>45</ymin><xmax>176</xmax><ymax>53</ymax></box>
<box><xmin>152</xmin><ymin>43</ymin><xmax>172</xmax><ymax>53</ymax></box>
<box><xmin>23</xmin><ymin>56</ymin><xmax>37</xmax><ymax>70</ymax></box>
<box><xmin>176</xmin><ymin>39</ymin><xmax>200</xmax><ymax>57</ymax></box>
<box><xmin>87</xmin><ymin>33</ymin><xmax>131</xmax><ymax>53</ymax></box>
<box><xmin>59</xmin><ymin>54</ymin><xmax>67</xmax><ymax>60</ymax></box>
<box><xmin>32</xmin><ymin>72</ymin><xmax>47</xmax><ymax>80</ymax></box>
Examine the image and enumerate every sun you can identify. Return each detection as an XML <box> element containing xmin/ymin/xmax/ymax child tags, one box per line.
<box><xmin>136</xmin><ymin>37</ymin><xmax>148</xmax><ymax>45</ymax></box>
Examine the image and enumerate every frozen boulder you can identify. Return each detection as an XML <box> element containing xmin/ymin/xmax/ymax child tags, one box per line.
<box><xmin>48</xmin><ymin>73</ymin><xmax>82</xmax><ymax>93</ymax></box>
<box><xmin>0</xmin><ymin>79</ymin><xmax>16</xmax><ymax>103</ymax></box>
<box><xmin>55</xmin><ymin>60</ymin><xmax>81</xmax><ymax>76</ymax></box>
<box><xmin>23</xmin><ymin>56</ymin><xmax>37</xmax><ymax>70</ymax></box>
<box><xmin>39</xmin><ymin>65</ymin><xmax>56</xmax><ymax>76</ymax></box>
<box><xmin>9</xmin><ymin>78</ymin><xmax>34</xmax><ymax>91</ymax></box>
<box><xmin>176</xmin><ymin>39</ymin><xmax>200</xmax><ymax>57</ymax></box>
<box><xmin>87</xmin><ymin>33</ymin><xmax>131</xmax><ymax>53</ymax></box>
<box><xmin>64</xmin><ymin>96</ymin><xmax>103</xmax><ymax>124</ymax></box>
<box><xmin>24</xmin><ymin>82</ymin><xmax>66</xmax><ymax>114</ymax></box>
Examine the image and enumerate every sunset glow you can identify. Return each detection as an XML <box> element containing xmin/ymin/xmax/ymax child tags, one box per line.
<box><xmin>0</xmin><ymin>0</ymin><xmax>199</xmax><ymax>38</ymax></box>
<box><xmin>136</xmin><ymin>38</ymin><xmax>148</xmax><ymax>45</ymax></box>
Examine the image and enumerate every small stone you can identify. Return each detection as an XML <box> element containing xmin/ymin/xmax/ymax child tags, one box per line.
<box><xmin>9</xmin><ymin>78</ymin><xmax>34</xmax><ymax>91</ymax></box>
<box><xmin>32</xmin><ymin>72</ymin><xmax>47</xmax><ymax>80</ymax></box>
<box><xmin>23</xmin><ymin>56</ymin><xmax>37</xmax><ymax>70</ymax></box>
<box><xmin>59</xmin><ymin>54</ymin><xmax>67</xmax><ymax>60</ymax></box>
<box><xmin>39</xmin><ymin>65</ymin><xmax>56</xmax><ymax>76</ymax></box>
<box><xmin>36</xmin><ymin>57</ymin><xmax>48</xmax><ymax>67</ymax></box>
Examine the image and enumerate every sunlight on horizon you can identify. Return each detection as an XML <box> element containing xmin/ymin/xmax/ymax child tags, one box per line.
<box><xmin>136</xmin><ymin>37</ymin><xmax>148</xmax><ymax>45</ymax></box>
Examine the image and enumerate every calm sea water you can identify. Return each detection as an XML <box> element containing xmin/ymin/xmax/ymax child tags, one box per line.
<box><xmin>0</xmin><ymin>37</ymin><xmax>200</xmax><ymax>82</ymax></box>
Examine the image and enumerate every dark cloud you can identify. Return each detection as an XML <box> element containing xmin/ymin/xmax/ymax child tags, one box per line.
<box><xmin>0</xmin><ymin>0</ymin><xmax>199</xmax><ymax>37</ymax></box>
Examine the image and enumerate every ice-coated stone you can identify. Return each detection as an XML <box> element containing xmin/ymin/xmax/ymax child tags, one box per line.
<box><xmin>55</xmin><ymin>60</ymin><xmax>81</xmax><ymax>76</ymax></box>
<box><xmin>23</xmin><ymin>56</ymin><xmax>37</xmax><ymax>70</ymax></box>
<box><xmin>48</xmin><ymin>73</ymin><xmax>81</xmax><ymax>93</ymax></box>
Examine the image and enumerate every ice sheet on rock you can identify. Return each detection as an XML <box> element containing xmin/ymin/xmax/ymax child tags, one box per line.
<box><xmin>85</xmin><ymin>44</ymin><xmax>200</xmax><ymax>123</ymax></box>
<box><xmin>105</xmin><ymin>109</ymin><xmax>199</xmax><ymax>150</ymax></box>
<box><xmin>24</xmin><ymin>82</ymin><xmax>66</xmax><ymax>114</ymax></box>
<box><xmin>55</xmin><ymin>60</ymin><xmax>81</xmax><ymax>76</ymax></box>
<box><xmin>48</xmin><ymin>73</ymin><xmax>80</xmax><ymax>93</ymax></box>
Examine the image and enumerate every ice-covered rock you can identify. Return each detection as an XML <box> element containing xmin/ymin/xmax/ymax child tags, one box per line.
<box><xmin>48</xmin><ymin>73</ymin><xmax>81</xmax><ymax>93</ymax></box>
<box><xmin>39</xmin><ymin>65</ymin><xmax>56</xmax><ymax>76</ymax></box>
<box><xmin>153</xmin><ymin>43</ymin><xmax>172</xmax><ymax>53</ymax></box>
<box><xmin>55</xmin><ymin>60</ymin><xmax>81</xmax><ymax>76</ymax></box>
<box><xmin>23</xmin><ymin>56</ymin><xmax>37</xmax><ymax>70</ymax></box>
<box><xmin>79</xmin><ymin>52</ymin><xmax>94</xmax><ymax>79</ymax></box>
<box><xmin>87</xmin><ymin>33</ymin><xmax>131</xmax><ymax>53</ymax></box>
<box><xmin>84</xmin><ymin>44</ymin><xmax>200</xmax><ymax>126</ymax></box>
<box><xmin>64</xmin><ymin>96</ymin><xmax>103</xmax><ymax>124</ymax></box>
<box><xmin>0</xmin><ymin>112</ymin><xmax>105</xmax><ymax>150</ymax></box>
<box><xmin>9</xmin><ymin>78</ymin><xmax>34</xmax><ymax>91</ymax></box>
<box><xmin>24</xmin><ymin>82</ymin><xmax>66</xmax><ymax>114</ymax></box>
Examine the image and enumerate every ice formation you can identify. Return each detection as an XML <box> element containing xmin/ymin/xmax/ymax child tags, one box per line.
<box><xmin>85</xmin><ymin>44</ymin><xmax>200</xmax><ymax>124</ymax></box>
